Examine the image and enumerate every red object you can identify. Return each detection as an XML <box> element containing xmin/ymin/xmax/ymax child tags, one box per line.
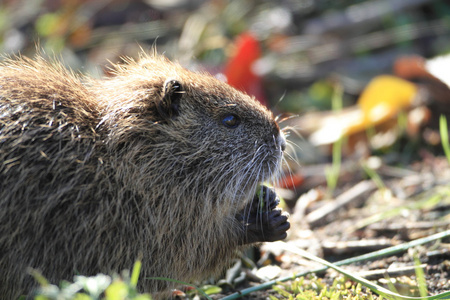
<box><xmin>393</xmin><ymin>55</ymin><xmax>429</xmax><ymax>79</ymax></box>
<box><xmin>277</xmin><ymin>172</ymin><xmax>305</xmax><ymax>189</ymax></box>
<box><xmin>224</xmin><ymin>32</ymin><xmax>267</xmax><ymax>106</ymax></box>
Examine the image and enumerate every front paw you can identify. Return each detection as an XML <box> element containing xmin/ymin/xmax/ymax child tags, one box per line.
<box><xmin>244</xmin><ymin>208</ymin><xmax>290</xmax><ymax>243</ymax></box>
<box><xmin>252</xmin><ymin>185</ymin><xmax>280</xmax><ymax>212</ymax></box>
<box><xmin>238</xmin><ymin>186</ymin><xmax>290</xmax><ymax>244</ymax></box>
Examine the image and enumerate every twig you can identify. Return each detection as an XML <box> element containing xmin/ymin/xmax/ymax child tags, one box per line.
<box><xmin>306</xmin><ymin>180</ymin><xmax>377</xmax><ymax>227</ymax></box>
<box><xmin>358</xmin><ymin>264</ymin><xmax>427</xmax><ymax>280</ymax></box>
<box><xmin>322</xmin><ymin>238</ymin><xmax>396</xmax><ymax>256</ymax></box>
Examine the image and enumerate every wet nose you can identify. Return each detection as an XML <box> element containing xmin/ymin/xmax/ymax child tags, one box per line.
<box><xmin>272</xmin><ymin>122</ymin><xmax>286</xmax><ymax>152</ymax></box>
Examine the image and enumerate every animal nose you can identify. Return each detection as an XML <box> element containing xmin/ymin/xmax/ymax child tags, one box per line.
<box><xmin>272</xmin><ymin>122</ymin><xmax>286</xmax><ymax>152</ymax></box>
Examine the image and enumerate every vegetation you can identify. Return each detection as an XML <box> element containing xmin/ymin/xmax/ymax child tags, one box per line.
<box><xmin>2</xmin><ymin>0</ymin><xmax>450</xmax><ymax>299</ymax></box>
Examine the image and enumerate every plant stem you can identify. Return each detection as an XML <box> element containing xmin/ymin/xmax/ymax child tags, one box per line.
<box><xmin>222</xmin><ymin>230</ymin><xmax>450</xmax><ymax>300</ymax></box>
<box><xmin>439</xmin><ymin>115</ymin><xmax>450</xmax><ymax>164</ymax></box>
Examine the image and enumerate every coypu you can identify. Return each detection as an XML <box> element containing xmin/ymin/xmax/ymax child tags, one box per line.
<box><xmin>0</xmin><ymin>52</ymin><xmax>290</xmax><ymax>299</ymax></box>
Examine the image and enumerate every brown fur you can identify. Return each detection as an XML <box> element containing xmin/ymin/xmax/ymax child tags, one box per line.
<box><xmin>0</xmin><ymin>53</ymin><xmax>286</xmax><ymax>299</ymax></box>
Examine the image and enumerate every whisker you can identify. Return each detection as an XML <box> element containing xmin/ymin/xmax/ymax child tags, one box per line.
<box><xmin>280</xmin><ymin>155</ymin><xmax>297</xmax><ymax>191</ymax></box>
<box><xmin>274</xmin><ymin>113</ymin><xmax>282</xmax><ymax>122</ymax></box>
<box><xmin>273</xmin><ymin>91</ymin><xmax>287</xmax><ymax>111</ymax></box>
<box><xmin>281</xmin><ymin>125</ymin><xmax>304</xmax><ymax>140</ymax></box>
<box><xmin>241</xmin><ymin>152</ymin><xmax>268</xmax><ymax>192</ymax></box>
<box><xmin>277</xmin><ymin>114</ymin><xmax>300</xmax><ymax>124</ymax></box>
<box><xmin>284</xmin><ymin>149</ymin><xmax>301</xmax><ymax>167</ymax></box>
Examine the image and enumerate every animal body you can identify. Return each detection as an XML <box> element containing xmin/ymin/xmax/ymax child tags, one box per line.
<box><xmin>0</xmin><ymin>53</ymin><xmax>289</xmax><ymax>299</ymax></box>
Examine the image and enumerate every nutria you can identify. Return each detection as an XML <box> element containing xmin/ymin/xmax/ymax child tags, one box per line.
<box><xmin>0</xmin><ymin>52</ymin><xmax>290</xmax><ymax>299</ymax></box>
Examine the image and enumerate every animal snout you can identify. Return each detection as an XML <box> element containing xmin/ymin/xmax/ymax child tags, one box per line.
<box><xmin>270</xmin><ymin>121</ymin><xmax>286</xmax><ymax>152</ymax></box>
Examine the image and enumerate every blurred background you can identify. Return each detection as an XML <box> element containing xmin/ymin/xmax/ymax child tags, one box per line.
<box><xmin>2</xmin><ymin>0</ymin><xmax>450</xmax><ymax>100</ymax></box>
<box><xmin>2</xmin><ymin>1</ymin><xmax>450</xmax><ymax>297</ymax></box>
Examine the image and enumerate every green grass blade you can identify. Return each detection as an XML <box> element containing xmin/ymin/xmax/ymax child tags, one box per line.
<box><xmin>278</xmin><ymin>242</ymin><xmax>450</xmax><ymax>300</ymax></box>
<box><xmin>439</xmin><ymin>115</ymin><xmax>450</xmax><ymax>164</ymax></box>
<box><xmin>325</xmin><ymin>84</ymin><xmax>344</xmax><ymax>193</ymax></box>
<box><xmin>413</xmin><ymin>253</ymin><xmax>428</xmax><ymax>298</ymax></box>
<box><xmin>222</xmin><ymin>230</ymin><xmax>450</xmax><ymax>300</ymax></box>
<box><xmin>361</xmin><ymin>160</ymin><xmax>385</xmax><ymax>190</ymax></box>
<box><xmin>130</xmin><ymin>260</ymin><xmax>142</xmax><ymax>288</ymax></box>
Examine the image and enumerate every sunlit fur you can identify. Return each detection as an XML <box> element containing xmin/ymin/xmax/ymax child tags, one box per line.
<box><xmin>0</xmin><ymin>53</ymin><xmax>284</xmax><ymax>298</ymax></box>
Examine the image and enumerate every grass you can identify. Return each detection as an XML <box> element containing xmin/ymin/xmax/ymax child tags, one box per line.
<box><xmin>33</xmin><ymin>231</ymin><xmax>450</xmax><ymax>300</ymax></box>
<box><xmin>275</xmin><ymin>240</ymin><xmax>450</xmax><ymax>300</ymax></box>
<box><xmin>32</xmin><ymin>261</ymin><xmax>153</xmax><ymax>300</ymax></box>
<box><xmin>325</xmin><ymin>84</ymin><xmax>344</xmax><ymax>194</ymax></box>
<box><xmin>270</xmin><ymin>275</ymin><xmax>380</xmax><ymax>300</ymax></box>
<box><xmin>31</xmin><ymin>262</ymin><xmax>219</xmax><ymax>300</ymax></box>
<box><xmin>352</xmin><ymin>185</ymin><xmax>449</xmax><ymax>231</ymax></box>
<box><xmin>413</xmin><ymin>252</ymin><xmax>428</xmax><ymax>298</ymax></box>
<box><xmin>222</xmin><ymin>230</ymin><xmax>450</xmax><ymax>300</ymax></box>
<box><xmin>361</xmin><ymin>158</ymin><xmax>386</xmax><ymax>190</ymax></box>
<box><xmin>440</xmin><ymin>115</ymin><xmax>450</xmax><ymax>165</ymax></box>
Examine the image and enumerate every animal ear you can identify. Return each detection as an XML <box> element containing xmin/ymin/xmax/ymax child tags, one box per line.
<box><xmin>157</xmin><ymin>79</ymin><xmax>184</xmax><ymax>119</ymax></box>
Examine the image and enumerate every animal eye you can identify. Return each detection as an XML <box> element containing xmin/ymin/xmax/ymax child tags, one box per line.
<box><xmin>222</xmin><ymin>114</ymin><xmax>241</xmax><ymax>128</ymax></box>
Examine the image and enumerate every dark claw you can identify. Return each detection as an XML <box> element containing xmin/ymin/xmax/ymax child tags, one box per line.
<box><xmin>237</xmin><ymin>186</ymin><xmax>290</xmax><ymax>245</ymax></box>
<box><xmin>268</xmin><ymin>209</ymin><xmax>288</xmax><ymax>228</ymax></box>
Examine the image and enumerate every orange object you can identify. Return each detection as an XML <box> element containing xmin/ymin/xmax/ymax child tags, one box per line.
<box><xmin>224</xmin><ymin>32</ymin><xmax>267</xmax><ymax>106</ymax></box>
<box><xmin>393</xmin><ymin>55</ymin><xmax>429</xmax><ymax>79</ymax></box>
<box><xmin>310</xmin><ymin>75</ymin><xmax>418</xmax><ymax>145</ymax></box>
<box><xmin>348</xmin><ymin>75</ymin><xmax>418</xmax><ymax>135</ymax></box>
<box><xmin>277</xmin><ymin>172</ymin><xmax>305</xmax><ymax>189</ymax></box>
